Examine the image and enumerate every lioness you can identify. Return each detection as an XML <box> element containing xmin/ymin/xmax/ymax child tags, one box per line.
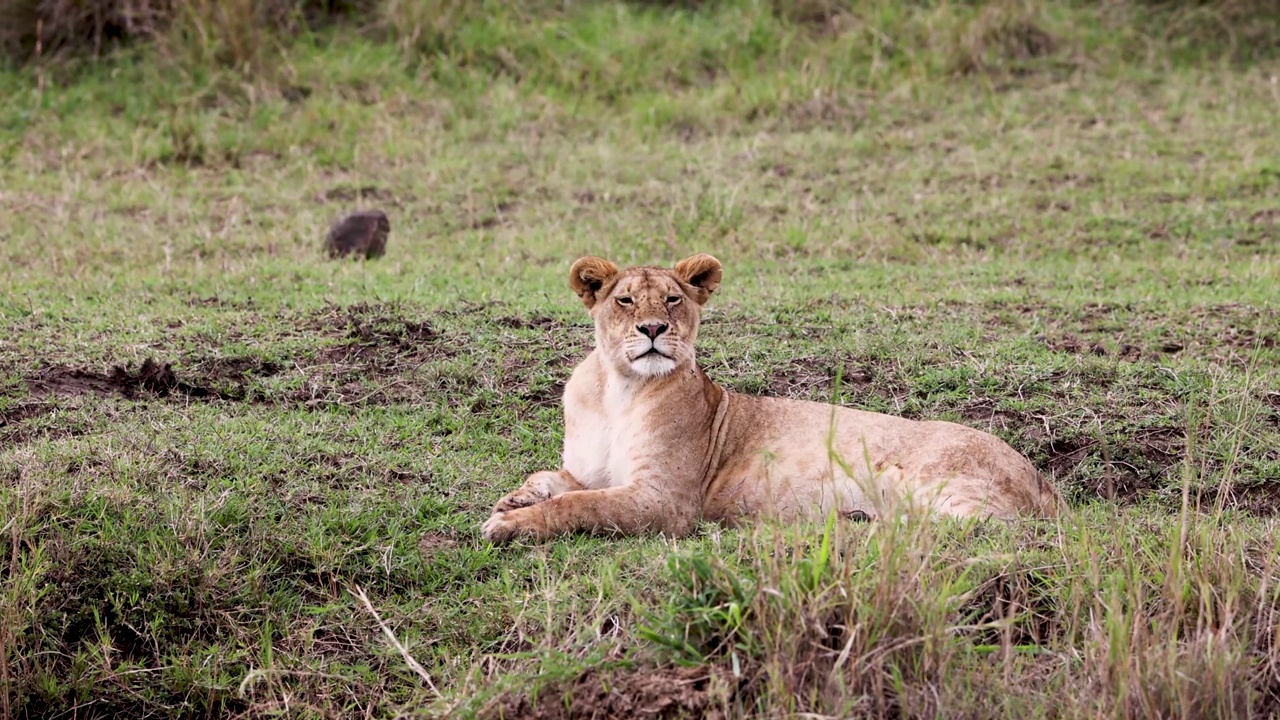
<box><xmin>481</xmin><ymin>254</ymin><xmax>1062</xmax><ymax>542</ymax></box>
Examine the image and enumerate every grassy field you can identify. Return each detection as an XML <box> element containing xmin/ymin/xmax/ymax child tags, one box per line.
<box><xmin>2</xmin><ymin>1</ymin><xmax>1280</xmax><ymax>717</ymax></box>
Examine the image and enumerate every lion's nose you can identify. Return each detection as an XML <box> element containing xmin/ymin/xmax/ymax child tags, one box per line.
<box><xmin>637</xmin><ymin>323</ymin><xmax>668</xmax><ymax>339</ymax></box>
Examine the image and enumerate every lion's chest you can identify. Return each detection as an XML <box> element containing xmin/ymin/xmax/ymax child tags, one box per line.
<box><xmin>560</xmin><ymin>367</ymin><xmax>641</xmax><ymax>490</ymax></box>
<box><xmin>562</xmin><ymin>406</ymin><xmax>616</xmax><ymax>489</ymax></box>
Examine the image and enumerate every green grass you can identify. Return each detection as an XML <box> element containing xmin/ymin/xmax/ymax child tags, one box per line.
<box><xmin>2</xmin><ymin>1</ymin><xmax>1280</xmax><ymax>717</ymax></box>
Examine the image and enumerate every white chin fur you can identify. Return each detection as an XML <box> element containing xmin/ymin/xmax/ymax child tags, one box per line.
<box><xmin>630</xmin><ymin>353</ymin><xmax>678</xmax><ymax>377</ymax></box>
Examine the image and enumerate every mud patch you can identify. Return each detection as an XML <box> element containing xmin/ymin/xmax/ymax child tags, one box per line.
<box><xmin>275</xmin><ymin>303</ymin><xmax>468</xmax><ymax>409</ymax></box>
<box><xmin>6</xmin><ymin>355</ymin><xmax>287</xmax><ymax>428</ymax></box>
<box><xmin>185</xmin><ymin>295</ymin><xmax>257</xmax><ymax>310</ymax></box>
<box><xmin>26</xmin><ymin>358</ymin><xmax>245</xmax><ymax>401</ymax></box>
<box><xmin>487</xmin><ymin>665</ymin><xmax>738</xmax><ymax>720</ymax></box>
<box><xmin>769</xmin><ymin>93</ymin><xmax>866</xmax><ymax>131</ymax></box>
<box><xmin>2</xmin><ymin>358</ymin><xmax>270</xmax><ymax>445</ymax></box>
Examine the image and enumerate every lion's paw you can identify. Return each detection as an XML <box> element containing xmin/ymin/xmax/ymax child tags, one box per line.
<box><xmin>482</xmin><ymin>512</ymin><xmax>534</xmax><ymax>543</ymax></box>
<box><xmin>492</xmin><ymin>487</ymin><xmax>548</xmax><ymax>514</ymax></box>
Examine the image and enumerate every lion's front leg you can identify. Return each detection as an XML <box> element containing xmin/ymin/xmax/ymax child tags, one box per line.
<box><xmin>481</xmin><ymin>485</ymin><xmax>697</xmax><ymax>543</ymax></box>
<box><xmin>492</xmin><ymin>469</ymin><xmax>585</xmax><ymax>514</ymax></box>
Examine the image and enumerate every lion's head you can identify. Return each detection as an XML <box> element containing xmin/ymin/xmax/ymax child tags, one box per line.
<box><xmin>568</xmin><ymin>253</ymin><xmax>723</xmax><ymax>379</ymax></box>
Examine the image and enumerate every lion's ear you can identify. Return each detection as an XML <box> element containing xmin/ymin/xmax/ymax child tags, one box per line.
<box><xmin>673</xmin><ymin>254</ymin><xmax>722</xmax><ymax>304</ymax></box>
<box><xmin>569</xmin><ymin>256</ymin><xmax>621</xmax><ymax>309</ymax></box>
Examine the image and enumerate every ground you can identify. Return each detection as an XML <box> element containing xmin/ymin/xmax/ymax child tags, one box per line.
<box><xmin>1</xmin><ymin>2</ymin><xmax>1279</xmax><ymax>718</ymax></box>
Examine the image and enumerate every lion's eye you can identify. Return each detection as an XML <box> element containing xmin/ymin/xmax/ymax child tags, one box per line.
<box><xmin>666</xmin><ymin>295</ymin><xmax>681</xmax><ymax>305</ymax></box>
<box><xmin>616</xmin><ymin>296</ymin><xmax>633</xmax><ymax>306</ymax></box>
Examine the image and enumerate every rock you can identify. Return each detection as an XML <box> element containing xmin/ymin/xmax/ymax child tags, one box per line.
<box><xmin>325</xmin><ymin>210</ymin><xmax>390</xmax><ymax>259</ymax></box>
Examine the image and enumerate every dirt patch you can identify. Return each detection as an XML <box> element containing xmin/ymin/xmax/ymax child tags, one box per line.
<box><xmin>4</xmin><ymin>360</ymin><xmax>222</xmax><ymax>441</ymax></box>
<box><xmin>518</xmin><ymin>377</ymin><xmax>567</xmax><ymax>408</ymax></box>
<box><xmin>2</xmin><ymin>355</ymin><xmax>287</xmax><ymax>435</ymax></box>
<box><xmin>466</xmin><ymin>200</ymin><xmax>518</xmax><ymax>230</ymax></box>
<box><xmin>418</xmin><ymin>532</ymin><xmax>458</xmax><ymax>560</ymax></box>
<box><xmin>26</xmin><ymin>358</ymin><xmax>247</xmax><ymax>402</ymax></box>
<box><xmin>191</xmin><ymin>356</ymin><xmax>283</xmax><ymax>382</ymax></box>
<box><xmin>766</xmin><ymin>357</ymin><xmax>882</xmax><ymax>399</ymax></box>
<box><xmin>0</xmin><ymin>400</ymin><xmax>52</xmax><ymax>428</ymax></box>
<box><xmin>264</xmin><ymin>303</ymin><xmax>476</xmax><ymax>409</ymax></box>
<box><xmin>487</xmin><ymin>665</ymin><xmax>738</xmax><ymax>720</ymax></box>
<box><xmin>1037</xmin><ymin>334</ymin><xmax>1150</xmax><ymax>360</ymax></box>
<box><xmin>958</xmin><ymin>397</ymin><xmax>1185</xmax><ymax>502</ymax></box>
<box><xmin>312</xmin><ymin>303</ymin><xmax>445</xmax><ymax>367</ymax></box>
<box><xmin>0</xmin><ymin>398</ymin><xmax>92</xmax><ymax>446</ymax></box>
<box><xmin>1209</xmin><ymin>483</ymin><xmax>1280</xmax><ymax>516</ymax></box>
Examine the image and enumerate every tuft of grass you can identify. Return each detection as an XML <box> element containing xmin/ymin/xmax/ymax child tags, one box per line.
<box><xmin>948</xmin><ymin>0</ymin><xmax>1060</xmax><ymax>75</ymax></box>
<box><xmin>479</xmin><ymin>504</ymin><xmax>1280</xmax><ymax>718</ymax></box>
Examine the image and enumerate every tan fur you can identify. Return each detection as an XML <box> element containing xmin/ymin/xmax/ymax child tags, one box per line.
<box><xmin>481</xmin><ymin>254</ymin><xmax>1063</xmax><ymax>542</ymax></box>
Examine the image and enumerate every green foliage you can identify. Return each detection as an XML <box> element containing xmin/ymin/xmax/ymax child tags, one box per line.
<box><xmin>1</xmin><ymin>1</ymin><xmax>1279</xmax><ymax>717</ymax></box>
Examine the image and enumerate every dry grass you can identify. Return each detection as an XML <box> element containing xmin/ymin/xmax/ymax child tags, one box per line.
<box><xmin>486</xmin><ymin>505</ymin><xmax>1280</xmax><ymax>718</ymax></box>
<box><xmin>0</xmin><ymin>0</ymin><xmax>359</xmax><ymax>65</ymax></box>
<box><xmin>4</xmin><ymin>0</ymin><xmax>1280</xmax><ymax>72</ymax></box>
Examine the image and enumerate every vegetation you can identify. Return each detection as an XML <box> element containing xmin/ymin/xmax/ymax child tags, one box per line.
<box><xmin>1</xmin><ymin>0</ymin><xmax>1278</xmax><ymax>717</ymax></box>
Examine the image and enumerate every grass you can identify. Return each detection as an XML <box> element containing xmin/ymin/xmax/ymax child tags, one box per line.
<box><xmin>2</xmin><ymin>1</ymin><xmax>1280</xmax><ymax>717</ymax></box>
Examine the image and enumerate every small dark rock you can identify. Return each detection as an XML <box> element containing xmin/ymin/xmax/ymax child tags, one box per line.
<box><xmin>325</xmin><ymin>210</ymin><xmax>390</xmax><ymax>259</ymax></box>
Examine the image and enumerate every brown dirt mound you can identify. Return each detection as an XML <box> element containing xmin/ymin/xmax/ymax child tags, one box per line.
<box><xmin>2</xmin><ymin>357</ymin><xmax>275</xmax><ymax>443</ymax></box>
<box><xmin>25</xmin><ymin>358</ymin><xmax>244</xmax><ymax>400</ymax></box>
<box><xmin>2</xmin><ymin>355</ymin><xmax>285</xmax><ymax>431</ymax></box>
<box><xmin>487</xmin><ymin>665</ymin><xmax>738</xmax><ymax>720</ymax></box>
